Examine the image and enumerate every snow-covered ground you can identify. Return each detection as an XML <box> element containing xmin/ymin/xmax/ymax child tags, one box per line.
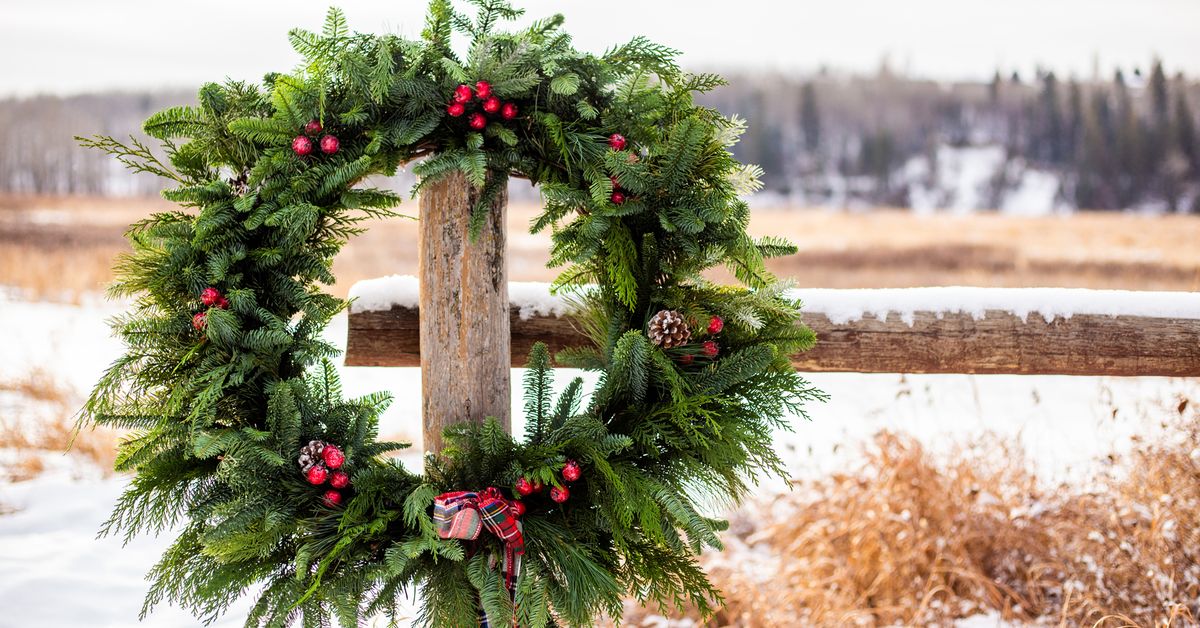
<box><xmin>1</xmin><ymin>291</ymin><xmax>1196</xmax><ymax>627</ymax></box>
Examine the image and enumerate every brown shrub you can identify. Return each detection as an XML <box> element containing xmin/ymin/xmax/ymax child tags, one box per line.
<box><xmin>0</xmin><ymin>369</ymin><xmax>118</xmax><ymax>483</ymax></box>
<box><xmin>684</xmin><ymin>404</ymin><xmax>1200</xmax><ymax>628</ymax></box>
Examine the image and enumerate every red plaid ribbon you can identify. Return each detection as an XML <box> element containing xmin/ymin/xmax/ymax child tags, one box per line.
<box><xmin>433</xmin><ymin>487</ymin><xmax>525</xmax><ymax>589</ymax></box>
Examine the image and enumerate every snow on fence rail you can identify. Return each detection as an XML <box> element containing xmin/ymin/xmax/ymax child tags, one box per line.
<box><xmin>345</xmin><ymin>276</ymin><xmax>1200</xmax><ymax>377</ymax></box>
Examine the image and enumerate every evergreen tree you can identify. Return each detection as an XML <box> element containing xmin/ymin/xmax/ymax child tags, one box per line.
<box><xmin>1037</xmin><ymin>72</ymin><xmax>1066</xmax><ymax>164</ymax></box>
<box><xmin>800</xmin><ymin>81</ymin><xmax>821</xmax><ymax>154</ymax></box>
<box><xmin>1175</xmin><ymin>90</ymin><xmax>1199</xmax><ymax>179</ymax></box>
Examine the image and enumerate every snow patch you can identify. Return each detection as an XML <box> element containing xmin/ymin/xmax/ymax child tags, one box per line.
<box><xmin>797</xmin><ymin>287</ymin><xmax>1200</xmax><ymax>326</ymax></box>
<box><xmin>348</xmin><ymin>278</ymin><xmax>1200</xmax><ymax>327</ymax></box>
<box><xmin>508</xmin><ymin>281</ymin><xmax>572</xmax><ymax>320</ymax></box>
<box><xmin>349</xmin><ymin>275</ymin><xmax>573</xmax><ymax>320</ymax></box>
<box><xmin>348</xmin><ymin>275</ymin><xmax>420</xmax><ymax>313</ymax></box>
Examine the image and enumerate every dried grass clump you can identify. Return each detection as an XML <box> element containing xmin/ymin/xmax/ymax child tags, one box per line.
<box><xmin>692</xmin><ymin>400</ymin><xmax>1200</xmax><ymax>627</ymax></box>
<box><xmin>0</xmin><ymin>369</ymin><xmax>118</xmax><ymax>482</ymax></box>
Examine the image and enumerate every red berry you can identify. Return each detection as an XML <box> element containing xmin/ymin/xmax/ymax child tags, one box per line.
<box><xmin>292</xmin><ymin>135</ymin><xmax>314</xmax><ymax>156</ymax></box>
<box><xmin>703</xmin><ymin>340</ymin><xmax>719</xmax><ymax>357</ymax></box>
<box><xmin>200</xmin><ymin>287</ymin><xmax>221</xmax><ymax>306</ymax></box>
<box><xmin>707</xmin><ymin>316</ymin><xmax>724</xmax><ymax>334</ymax></box>
<box><xmin>192</xmin><ymin>312</ymin><xmax>207</xmax><ymax>331</ymax></box>
<box><xmin>610</xmin><ymin>191</ymin><xmax>626</xmax><ymax>205</ymax></box>
<box><xmin>680</xmin><ymin>354</ymin><xmax>694</xmax><ymax>366</ymax></box>
<box><xmin>319</xmin><ymin>134</ymin><xmax>339</xmax><ymax>155</ymax></box>
<box><xmin>608</xmin><ymin>133</ymin><xmax>627</xmax><ymax>150</ymax></box>
<box><xmin>217</xmin><ymin>296</ymin><xmax>230</xmax><ymax>310</ymax></box>
<box><xmin>329</xmin><ymin>470</ymin><xmax>350</xmax><ymax>489</ymax></box>
<box><xmin>304</xmin><ymin>119</ymin><xmax>322</xmax><ymax>135</ymax></box>
<box><xmin>500</xmin><ymin>102</ymin><xmax>518</xmax><ymax>120</ymax></box>
<box><xmin>453</xmin><ymin>84</ymin><xmax>473</xmax><ymax>103</ymax></box>
<box><xmin>510</xmin><ymin>500</ymin><xmax>526</xmax><ymax>517</ymax></box>
<box><xmin>468</xmin><ymin>113</ymin><xmax>487</xmax><ymax>131</ymax></box>
<box><xmin>323</xmin><ymin>489</ymin><xmax>343</xmax><ymax>507</ymax></box>
<box><xmin>482</xmin><ymin>96</ymin><xmax>501</xmax><ymax>113</ymax></box>
<box><xmin>322</xmin><ymin>445</ymin><xmax>345</xmax><ymax>470</ymax></box>
<box><xmin>306</xmin><ymin>465</ymin><xmax>328</xmax><ymax>486</ymax></box>
<box><xmin>447</xmin><ymin>102</ymin><xmax>466</xmax><ymax>117</ymax></box>
<box><xmin>475</xmin><ymin>81</ymin><xmax>492</xmax><ymax>99</ymax></box>
<box><xmin>531</xmin><ymin>480</ymin><xmax>544</xmax><ymax>493</ymax></box>
<box><xmin>610</xmin><ymin>176</ymin><xmax>621</xmax><ymax>189</ymax></box>
<box><xmin>549</xmin><ymin>485</ymin><xmax>569</xmax><ymax>503</ymax></box>
<box><xmin>515</xmin><ymin>477</ymin><xmax>534</xmax><ymax>496</ymax></box>
<box><xmin>562</xmin><ymin>460</ymin><xmax>581</xmax><ymax>482</ymax></box>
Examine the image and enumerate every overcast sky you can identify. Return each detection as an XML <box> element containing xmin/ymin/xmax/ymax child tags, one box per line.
<box><xmin>3</xmin><ymin>0</ymin><xmax>1198</xmax><ymax>96</ymax></box>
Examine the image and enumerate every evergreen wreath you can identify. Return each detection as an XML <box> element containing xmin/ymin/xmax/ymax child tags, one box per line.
<box><xmin>79</xmin><ymin>2</ymin><xmax>824</xmax><ymax>626</ymax></box>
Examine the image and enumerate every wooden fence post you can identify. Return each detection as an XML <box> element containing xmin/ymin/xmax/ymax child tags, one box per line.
<box><xmin>418</xmin><ymin>171</ymin><xmax>510</xmax><ymax>454</ymax></box>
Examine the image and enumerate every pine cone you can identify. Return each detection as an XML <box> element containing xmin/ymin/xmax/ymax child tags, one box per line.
<box><xmin>298</xmin><ymin>440</ymin><xmax>327</xmax><ymax>472</ymax></box>
<box><xmin>647</xmin><ymin>309</ymin><xmax>691</xmax><ymax>349</ymax></box>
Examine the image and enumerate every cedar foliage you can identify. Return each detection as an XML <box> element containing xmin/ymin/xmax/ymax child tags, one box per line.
<box><xmin>79</xmin><ymin>2</ymin><xmax>824</xmax><ymax>625</ymax></box>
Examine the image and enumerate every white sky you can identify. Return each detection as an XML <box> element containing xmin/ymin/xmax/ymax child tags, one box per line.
<box><xmin>3</xmin><ymin>0</ymin><xmax>1198</xmax><ymax>96</ymax></box>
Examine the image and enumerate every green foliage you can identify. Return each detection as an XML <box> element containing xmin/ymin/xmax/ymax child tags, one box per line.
<box><xmin>79</xmin><ymin>2</ymin><xmax>823</xmax><ymax>626</ymax></box>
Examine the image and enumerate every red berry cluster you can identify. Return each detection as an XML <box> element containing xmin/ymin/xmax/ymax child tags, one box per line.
<box><xmin>304</xmin><ymin>444</ymin><xmax>350</xmax><ymax>507</ymax></box>
<box><xmin>608</xmin><ymin>134</ymin><xmax>633</xmax><ymax>205</ymax></box>
<box><xmin>678</xmin><ymin>315</ymin><xmax>724</xmax><ymax>366</ymax></box>
<box><xmin>192</xmin><ymin>287</ymin><xmax>231</xmax><ymax>331</ymax></box>
<box><xmin>702</xmin><ymin>315</ymin><xmax>723</xmax><ymax>358</ymax></box>
<box><xmin>445</xmin><ymin>81</ymin><xmax>518</xmax><ymax>132</ymax></box>
<box><xmin>292</xmin><ymin>119</ymin><xmax>339</xmax><ymax>158</ymax></box>
<box><xmin>512</xmin><ymin>459</ymin><xmax>582</xmax><ymax>511</ymax></box>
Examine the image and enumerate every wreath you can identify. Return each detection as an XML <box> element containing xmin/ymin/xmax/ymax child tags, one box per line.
<box><xmin>80</xmin><ymin>2</ymin><xmax>823</xmax><ymax>626</ymax></box>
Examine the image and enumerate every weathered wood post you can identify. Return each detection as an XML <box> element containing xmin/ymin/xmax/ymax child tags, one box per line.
<box><xmin>418</xmin><ymin>171</ymin><xmax>511</xmax><ymax>454</ymax></box>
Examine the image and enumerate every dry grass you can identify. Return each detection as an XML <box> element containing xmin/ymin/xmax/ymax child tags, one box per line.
<box><xmin>635</xmin><ymin>397</ymin><xmax>1200</xmax><ymax>628</ymax></box>
<box><xmin>3</xmin><ymin>195</ymin><xmax>1200</xmax><ymax>303</ymax></box>
<box><xmin>0</xmin><ymin>369</ymin><xmax>118</xmax><ymax>483</ymax></box>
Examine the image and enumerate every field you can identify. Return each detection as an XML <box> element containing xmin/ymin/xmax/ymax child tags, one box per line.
<box><xmin>3</xmin><ymin>194</ymin><xmax>1199</xmax><ymax>301</ymax></box>
<box><xmin>1</xmin><ymin>194</ymin><xmax>1199</xmax><ymax>627</ymax></box>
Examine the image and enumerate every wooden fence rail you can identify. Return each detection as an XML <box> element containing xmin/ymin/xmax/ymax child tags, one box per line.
<box><xmin>346</xmin><ymin>283</ymin><xmax>1200</xmax><ymax>377</ymax></box>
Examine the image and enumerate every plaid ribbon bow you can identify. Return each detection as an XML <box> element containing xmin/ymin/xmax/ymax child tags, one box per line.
<box><xmin>433</xmin><ymin>487</ymin><xmax>525</xmax><ymax>589</ymax></box>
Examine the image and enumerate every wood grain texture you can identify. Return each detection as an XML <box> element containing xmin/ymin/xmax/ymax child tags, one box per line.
<box><xmin>418</xmin><ymin>172</ymin><xmax>510</xmax><ymax>453</ymax></box>
<box><xmin>349</xmin><ymin>299</ymin><xmax>1200</xmax><ymax>377</ymax></box>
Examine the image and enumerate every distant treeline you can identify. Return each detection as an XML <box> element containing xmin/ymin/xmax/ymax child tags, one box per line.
<box><xmin>2</xmin><ymin>62</ymin><xmax>1198</xmax><ymax>211</ymax></box>
<box><xmin>700</xmin><ymin>61</ymin><xmax>1200</xmax><ymax>211</ymax></box>
<box><xmin>0</xmin><ymin>90</ymin><xmax>193</xmax><ymax>196</ymax></box>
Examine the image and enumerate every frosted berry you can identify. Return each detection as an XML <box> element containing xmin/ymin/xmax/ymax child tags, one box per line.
<box><xmin>531</xmin><ymin>480</ymin><xmax>544</xmax><ymax>493</ymax></box>
<box><xmin>468</xmin><ymin>113</ymin><xmax>487</xmax><ymax>131</ymax></box>
<box><xmin>319</xmin><ymin>134</ymin><xmax>339</xmax><ymax>155</ymax></box>
<box><xmin>707</xmin><ymin>315</ymin><xmax>724</xmax><ymax>334</ymax></box>
<box><xmin>610</xmin><ymin>175</ymin><xmax>620</xmax><ymax>189</ymax></box>
<box><xmin>562</xmin><ymin>460</ymin><xmax>581</xmax><ymax>482</ymax></box>
<box><xmin>610</xmin><ymin>191</ymin><xmax>626</xmax><ymax>205</ymax></box>
<box><xmin>680</xmin><ymin>354</ymin><xmax>694</xmax><ymax>366</ymax></box>
<box><xmin>453</xmin><ymin>84</ymin><xmax>473</xmax><ymax>103</ymax></box>
<box><xmin>217</xmin><ymin>296</ymin><xmax>230</xmax><ymax>310</ymax></box>
<box><xmin>200</xmin><ymin>287</ymin><xmax>222</xmax><ymax>306</ymax></box>
<box><xmin>306</xmin><ymin>465</ymin><xmax>328</xmax><ymax>486</ymax></box>
<box><xmin>447</xmin><ymin>102</ymin><xmax>465</xmax><ymax>117</ymax></box>
<box><xmin>608</xmin><ymin>133</ymin><xmax>627</xmax><ymax>150</ymax></box>
<box><xmin>703</xmin><ymin>340</ymin><xmax>719</xmax><ymax>357</ymax></box>
<box><xmin>192</xmin><ymin>312</ymin><xmax>207</xmax><ymax>331</ymax></box>
<box><xmin>304</xmin><ymin>119</ymin><xmax>322</xmax><ymax>135</ymax></box>
<box><xmin>322</xmin><ymin>445</ymin><xmax>345</xmax><ymax>470</ymax></box>
<box><xmin>500</xmin><ymin>102</ymin><xmax>518</xmax><ymax>120</ymax></box>
<box><xmin>549</xmin><ymin>485</ymin><xmax>569</xmax><ymax>503</ymax></box>
<box><xmin>292</xmin><ymin>135</ymin><xmax>314</xmax><ymax>156</ymax></box>
<box><xmin>322</xmin><ymin>489</ymin><xmax>343</xmax><ymax>507</ymax></box>
<box><xmin>329</xmin><ymin>470</ymin><xmax>350</xmax><ymax>489</ymax></box>
<box><xmin>475</xmin><ymin>81</ymin><xmax>492</xmax><ymax>99</ymax></box>
<box><xmin>515</xmin><ymin>477</ymin><xmax>534</xmax><ymax>496</ymax></box>
<box><xmin>510</xmin><ymin>500</ymin><xmax>526</xmax><ymax>517</ymax></box>
<box><xmin>482</xmin><ymin>96</ymin><xmax>501</xmax><ymax>113</ymax></box>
